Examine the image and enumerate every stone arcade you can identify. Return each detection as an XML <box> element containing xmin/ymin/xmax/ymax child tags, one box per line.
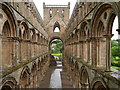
<box><xmin>0</xmin><ymin>0</ymin><xmax>120</xmax><ymax>89</ymax></box>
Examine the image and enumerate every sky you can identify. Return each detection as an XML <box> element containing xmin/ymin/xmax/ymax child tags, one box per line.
<box><xmin>33</xmin><ymin>0</ymin><xmax>77</xmax><ymax>19</ymax></box>
<box><xmin>33</xmin><ymin>0</ymin><xmax>119</xmax><ymax>40</ymax></box>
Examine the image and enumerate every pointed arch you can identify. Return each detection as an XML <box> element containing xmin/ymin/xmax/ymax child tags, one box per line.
<box><xmin>1</xmin><ymin>3</ymin><xmax>18</xmax><ymax>37</ymax></box>
<box><xmin>53</xmin><ymin>21</ymin><xmax>60</xmax><ymax>32</ymax></box>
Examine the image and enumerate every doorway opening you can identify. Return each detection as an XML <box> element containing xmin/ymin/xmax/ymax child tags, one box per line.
<box><xmin>50</xmin><ymin>39</ymin><xmax>63</xmax><ymax>60</ymax></box>
<box><xmin>49</xmin><ymin>39</ymin><xmax>63</xmax><ymax>88</ymax></box>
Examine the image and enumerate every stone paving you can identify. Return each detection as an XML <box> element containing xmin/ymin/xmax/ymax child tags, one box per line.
<box><xmin>39</xmin><ymin>65</ymin><xmax>73</xmax><ymax>88</ymax></box>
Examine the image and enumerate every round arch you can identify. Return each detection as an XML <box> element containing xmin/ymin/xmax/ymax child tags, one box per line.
<box><xmin>49</xmin><ymin>37</ymin><xmax>64</xmax><ymax>51</ymax></box>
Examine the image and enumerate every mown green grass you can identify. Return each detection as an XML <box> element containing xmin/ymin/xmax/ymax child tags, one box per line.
<box><xmin>51</xmin><ymin>53</ymin><xmax>62</xmax><ymax>56</ymax></box>
<box><xmin>112</xmin><ymin>60</ymin><xmax>119</xmax><ymax>64</ymax></box>
<box><xmin>112</xmin><ymin>66</ymin><xmax>120</xmax><ymax>69</ymax></box>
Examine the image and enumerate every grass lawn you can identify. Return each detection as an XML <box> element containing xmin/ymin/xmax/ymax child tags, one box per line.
<box><xmin>112</xmin><ymin>60</ymin><xmax>119</xmax><ymax>64</ymax></box>
<box><xmin>112</xmin><ymin>66</ymin><xmax>120</xmax><ymax>69</ymax></box>
<box><xmin>51</xmin><ymin>53</ymin><xmax>62</xmax><ymax>56</ymax></box>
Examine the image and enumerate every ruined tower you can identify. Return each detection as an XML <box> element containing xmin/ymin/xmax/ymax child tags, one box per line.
<box><xmin>43</xmin><ymin>2</ymin><xmax>70</xmax><ymax>40</ymax></box>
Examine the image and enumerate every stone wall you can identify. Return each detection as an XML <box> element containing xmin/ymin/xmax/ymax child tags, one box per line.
<box><xmin>64</xmin><ymin>2</ymin><xmax>120</xmax><ymax>89</ymax></box>
<box><xmin>0</xmin><ymin>2</ymin><xmax>49</xmax><ymax>89</ymax></box>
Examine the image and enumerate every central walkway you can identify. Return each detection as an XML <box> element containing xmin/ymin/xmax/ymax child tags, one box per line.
<box><xmin>50</xmin><ymin>60</ymin><xmax>62</xmax><ymax>88</ymax></box>
<box><xmin>39</xmin><ymin>59</ymin><xmax>73</xmax><ymax>88</ymax></box>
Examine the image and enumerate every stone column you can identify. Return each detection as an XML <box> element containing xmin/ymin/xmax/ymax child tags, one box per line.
<box><xmin>77</xmin><ymin>43</ymin><xmax>80</xmax><ymax>58</ymax></box>
<box><xmin>96</xmin><ymin>37</ymin><xmax>99</xmax><ymax>66</ymax></box>
<box><xmin>87</xmin><ymin>39</ymin><xmax>90</xmax><ymax>63</ymax></box>
<box><xmin>91</xmin><ymin>37</ymin><xmax>97</xmax><ymax>66</ymax></box>
<box><xmin>0</xmin><ymin>34</ymin><xmax>2</xmax><ymax>79</ymax></box>
<box><xmin>103</xmin><ymin>34</ymin><xmax>113</xmax><ymax>71</ymax></box>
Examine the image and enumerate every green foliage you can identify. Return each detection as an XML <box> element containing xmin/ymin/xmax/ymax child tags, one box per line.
<box><xmin>111</xmin><ymin>40</ymin><xmax>120</xmax><ymax>58</ymax></box>
<box><xmin>51</xmin><ymin>39</ymin><xmax>63</xmax><ymax>54</ymax></box>
<box><xmin>111</xmin><ymin>60</ymin><xmax>120</xmax><ymax>67</ymax></box>
<box><xmin>111</xmin><ymin>40</ymin><xmax>120</xmax><ymax>68</ymax></box>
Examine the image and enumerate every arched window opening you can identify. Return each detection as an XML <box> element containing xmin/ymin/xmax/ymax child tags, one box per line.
<box><xmin>111</xmin><ymin>16</ymin><xmax>120</xmax><ymax>70</ymax></box>
<box><xmin>62</xmin><ymin>9</ymin><xmax>64</xmax><ymax>17</ymax></box>
<box><xmin>53</xmin><ymin>21</ymin><xmax>60</xmax><ymax>32</ymax></box>
<box><xmin>57</xmin><ymin>9</ymin><xmax>59</xmax><ymax>13</ymax></box>
<box><xmin>49</xmin><ymin>9</ymin><xmax>52</xmax><ymax>17</ymax></box>
<box><xmin>54</xmin><ymin>27</ymin><xmax>60</xmax><ymax>32</ymax></box>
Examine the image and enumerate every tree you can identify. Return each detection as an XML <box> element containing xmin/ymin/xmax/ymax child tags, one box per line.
<box><xmin>51</xmin><ymin>39</ymin><xmax>63</xmax><ymax>54</ymax></box>
<box><xmin>111</xmin><ymin>40</ymin><xmax>120</xmax><ymax>59</ymax></box>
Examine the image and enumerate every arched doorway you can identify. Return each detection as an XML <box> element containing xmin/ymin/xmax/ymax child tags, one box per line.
<box><xmin>49</xmin><ymin>39</ymin><xmax>63</xmax><ymax>88</ymax></box>
<box><xmin>50</xmin><ymin>39</ymin><xmax>63</xmax><ymax>61</ymax></box>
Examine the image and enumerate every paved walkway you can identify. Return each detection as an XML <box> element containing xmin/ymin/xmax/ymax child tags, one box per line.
<box><xmin>39</xmin><ymin>65</ymin><xmax>73</xmax><ymax>88</ymax></box>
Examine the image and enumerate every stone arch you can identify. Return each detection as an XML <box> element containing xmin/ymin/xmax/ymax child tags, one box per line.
<box><xmin>20</xmin><ymin>21</ymin><xmax>29</xmax><ymax>40</ymax></box>
<box><xmin>79</xmin><ymin>20</ymin><xmax>90</xmax><ymax>62</ymax></box>
<box><xmin>2</xmin><ymin>20</ymin><xmax>13</xmax><ymax>68</ymax></box>
<box><xmin>19</xmin><ymin>66</ymin><xmax>30</xmax><ymax>88</ymax></box>
<box><xmin>97</xmin><ymin>20</ymin><xmax>105</xmax><ymax>37</ymax></box>
<box><xmin>91</xmin><ymin>77</ymin><xmax>109</xmax><ymax>90</ymax></box>
<box><xmin>1</xmin><ymin>3</ymin><xmax>18</xmax><ymax>37</ymax></box>
<box><xmin>1</xmin><ymin>3</ymin><xmax>18</xmax><ymax>68</ymax></box>
<box><xmin>31</xmin><ymin>29</ymin><xmax>36</xmax><ymax>42</ymax></box>
<box><xmin>2</xmin><ymin>81</ymin><xmax>14</xmax><ymax>90</ymax></box>
<box><xmin>80</xmin><ymin>66</ymin><xmax>90</xmax><ymax>89</ymax></box>
<box><xmin>18</xmin><ymin>21</ymin><xmax>30</xmax><ymax>60</ymax></box>
<box><xmin>2</xmin><ymin>76</ymin><xmax>17</xmax><ymax>89</ymax></box>
<box><xmin>80</xmin><ymin>20</ymin><xmax>90</xmax><ymax>40</ymax></box>
<box><xmin>74</xmin><ymin>61</ymin><xmax>79</xmax><ymax>88</ymax></box>
<box><xmin>91</xmin><ymin>3</ymin><xmax>119</xmax><ymax>70</ymax></box>
<box><xmin>53</xmin><ymin>21</ymin><xmax>60</xmax><ymax>32</ymax></box>
<box><xmin>36</xmin><ymin>33</ymin><xmax>40</xmax><ymax>42</ymax></box>
<box><xmin>2</xmin><ymin>20</ymin><xmax>11</xmax><ymax>37</ymax></box>
<box><xmin>31</xmin><ymin>62</ymin><xmax>37</xmax><ymax>88</ymax></box>
<box><xmin>92</xmin><ymin>3</ymin><xmax>119</xmax><ymax>36</ymax></box>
